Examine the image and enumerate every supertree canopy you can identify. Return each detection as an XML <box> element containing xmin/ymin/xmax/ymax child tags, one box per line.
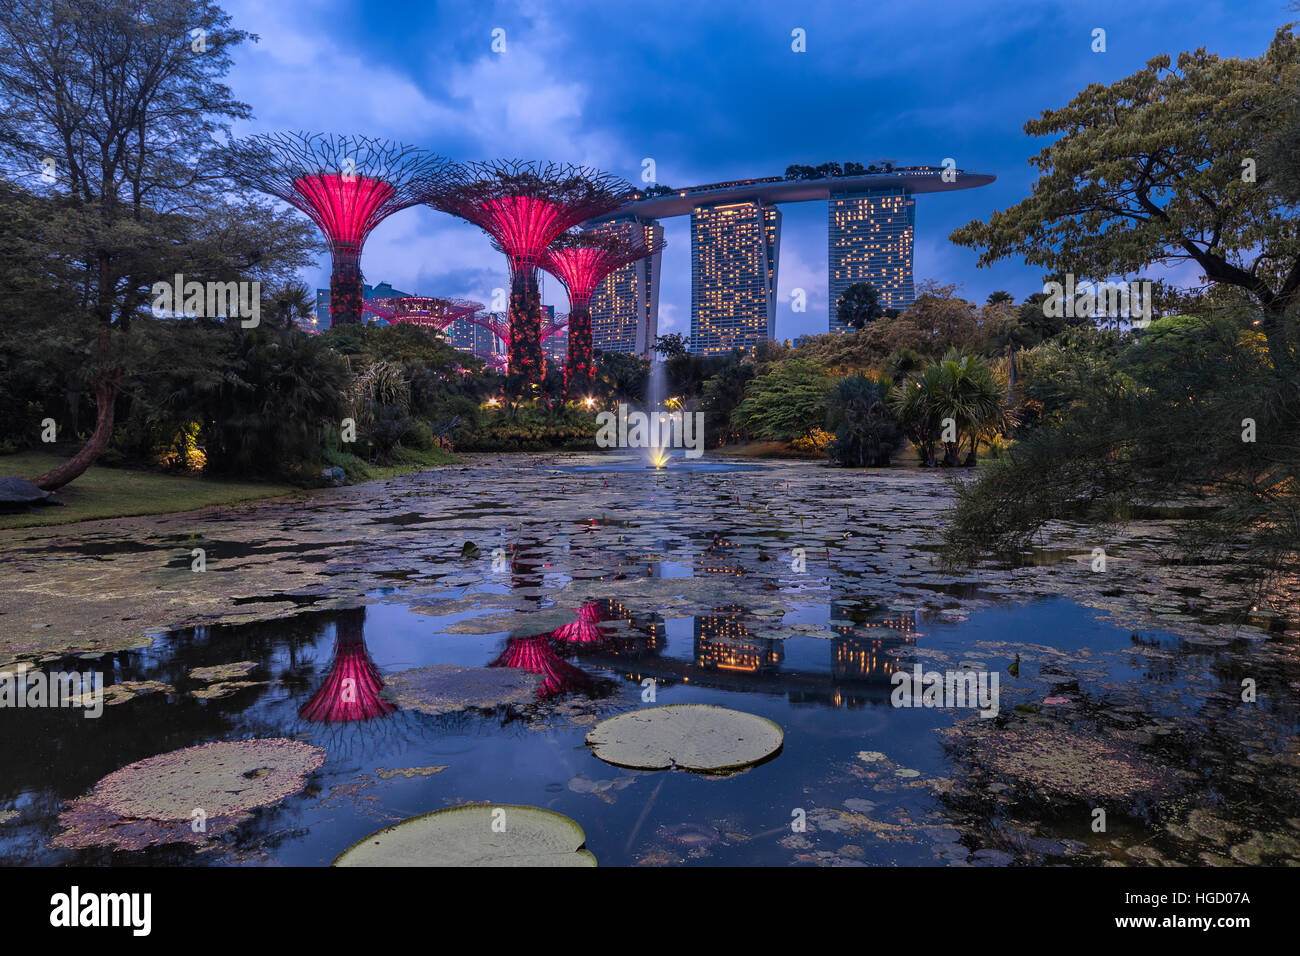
<box><xmin>227</xmin><ymin>132</ymin><xmax>455</xmax><ymax>325</ymax></box>
<box><xmin>541</xmin><ymin>229</ymin><xmax>665</xmax><ymax>396</ymax></box>
<box><xmin>422</xmin><ymin>161</ymin><xmax>632</xmax><ymax>383</ymax></box>
<box><xmin>364</xmin><ymin>296</ymin><xmax>481</xmax><ymax>331</ymax></box>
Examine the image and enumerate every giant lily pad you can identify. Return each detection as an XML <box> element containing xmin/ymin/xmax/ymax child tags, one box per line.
<box><xmin>585</xmin><ymin>704</ymin><xmax>784</xmax><ymax>773</ymax></box>
<box><xmin>383</xmin><ymin>664</ymin><xmax>542</xmax><ymax>715</ymax></box>
<box><xmin>334</xmin><ymin>804</ymin><xmax>596</xmax><ymax>867</ymax></box>
<box><xmin>52</xmin><ymin>738</ymin><xmax>324</xmax><ymax>850</ymax></box>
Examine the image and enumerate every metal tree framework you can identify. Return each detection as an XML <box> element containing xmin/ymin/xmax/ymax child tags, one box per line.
<box><xmin>363</xmin><ymin>296</ymin><xmax>482</xmax><ymax>331</ymax></box>
<box><xmin>227</xmin><ymin>133</ymin><xmax>455</xmax><ymax>325</ymax></box>
<box><xmin>422</xmin><ymin>161</ymin><xmax>632</xmax><ymax>383</ymax></box>
<box><xmin>467</xmin><ymin>310</ymin><xmax>569</xmax><ymax>373</ymax></box>
<box><xmin>541</xmin><ymin>229</ymin><xmax>665</xmax><ymax>396</ymax></box>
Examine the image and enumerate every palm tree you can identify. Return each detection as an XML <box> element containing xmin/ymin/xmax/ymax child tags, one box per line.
<box><xmin>891</xmin><ymin>349</ymin><xmax>1015</xmax><ymax>466</ymax></box>
<box><xmin>827</xmin><ymin>374</ymin><xmax>898</xmax><ymax>466</ymax></box>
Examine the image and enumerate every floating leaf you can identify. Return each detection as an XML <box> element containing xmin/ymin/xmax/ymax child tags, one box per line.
<box><xmin>334</xmin><ymin>804</ymin><xmax>596</xmax><ymax>867</ymax></box>
<box><xmin>53</xmin><ymin>738</ymin><xmax>325</xmax><ymax>850</ymax></box>
<box><xmin>585</xmin><ymin>704</ymin><xmax>783</xmax><ymax>773</ymax></box>
<box><xmin>383</xmin><ymin>664</ymin><xmax>542</xmax><ymax>715</ymax></box>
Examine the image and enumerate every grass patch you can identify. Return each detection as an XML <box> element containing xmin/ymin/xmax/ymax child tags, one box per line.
<box><xmin>321</xmin><ymin>445</ymin><xmax>460</xmax><ymax>483</ymax></box>
<box><xmin>714</xmin><ymin>441</ymin><xmax>823</xmax><ymax>460</ymax></box>
<box><xmin>0</xmin><ymin>452</ymin><xmax>299</xmax><ymax>530</ymax></box>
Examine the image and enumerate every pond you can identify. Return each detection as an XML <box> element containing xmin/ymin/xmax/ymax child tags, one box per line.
<box><xmin>1</xmin><ymin>453</ymin><xmax>1297</xmax><ymax>866</ymax></box>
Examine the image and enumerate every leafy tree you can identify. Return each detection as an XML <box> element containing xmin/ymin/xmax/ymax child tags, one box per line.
<box><xmin>596</xmin><ymin>350</ymin><xmax>649</xmax><ymax>403</ymax></box>
<box><xmin>950</xmin><ymin>27</ymin><xmax>1300</xmax><ymax>368</ymax></box>
<box><xmin>700</xmin><ymin>359</ymin><xmax>756</xmax><ymax>445</ymax></box>
<box><xmin>265</xmin><ymin>281</ymin><xmax>315</xmax><ymax>329</ymax></box>
<box><xmin>0</xmin><ymin>0</ymin><xmax>257</xmax><ymax>488</ymax></box>
<box><xmin>838</xmin><ymin>282</ymin><xmax>884</xmax><ymax>331</ymax></box>
<box><xmin>943</xmin><ymin>307</ymin><xmax>1296</xmax><ymax>591</ymax></box>
<box><xmin>731</xmin><ymin>359</ymin><xmax>832</xmax><ymax>441</ymax></box>
<box><xmin>654</xmin><ymin>332</ymin><xmax>690</xmax><ymax>358</ymax></box>
<box><xmin>986</xmin><ymin>290</ymin><xmax>1015</xmax><ymax>306</ymax></box>
<box><xmin>883</xmin><ymin>347</ymin><xmax>924</xmax><ymax>385</ymax></box>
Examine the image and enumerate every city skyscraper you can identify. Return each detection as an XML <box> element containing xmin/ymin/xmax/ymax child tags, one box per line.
<box><xmin>690</xmin><ymin>200</ymin><xmax>781</xmax><ymax>354</ymax></box>
<box><xmin>445</xmin><ymin>312</ymin><xmax>497</xmax><ymax>358</ymax></box>
<box><xmin>828</xmin><ymin>188</ymin><xmax>916</xmax><ymax>331</ymax></box>
<box><xmin>587</xmin><ymin>216</ymin><xmax>664</xmax><ymax>356</ymax></box>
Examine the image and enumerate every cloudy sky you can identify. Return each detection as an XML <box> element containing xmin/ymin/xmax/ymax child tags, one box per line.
<box><xmin>222</xmin><ymin>0</ymin><xmax>1292</xmax><ymax>339</ymax></box>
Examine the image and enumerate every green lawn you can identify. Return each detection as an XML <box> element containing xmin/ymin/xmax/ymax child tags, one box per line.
<box><xmin>0</xmin><ymin>446</ymin><xmax>463</xmax><ymax>530</ymax></box>
<box><xmin>0</xmin><ymin>452</ymin><xmax>300</xmax><ymax>530</ymax></box>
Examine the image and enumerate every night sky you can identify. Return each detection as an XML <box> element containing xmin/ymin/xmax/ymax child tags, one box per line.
<box><xmin>224</xmin><ymin>0</ymin><xmax>1292</xmax><ymax>339</ymax></box>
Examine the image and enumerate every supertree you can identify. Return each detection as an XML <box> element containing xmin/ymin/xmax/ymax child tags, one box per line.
<box><xmin>468</xmin><ymin>310</ymin><xmax>568</xmax><ymax>372</ymax></box>
<box><xmin>421</xmin><ymin>161</ymin><xmax>632</xmax><ymax>383</ymax></box>
<box><xmin>541</xmin><ymin>229</ymin><xmax>665</xmax><ymax>396</ymax></box>
<box><xmin>363</xmin><ymin>296</ymin><xmax>482</xmax><ymax>331</ymax></box>
<box><xmin>227</xmin><ymin>132</ymin><xmax>455</xmax><ymax>326</ymax></box>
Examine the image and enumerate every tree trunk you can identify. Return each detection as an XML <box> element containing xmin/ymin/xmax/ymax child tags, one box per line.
<box><xmin>1258</xmin><ymin>306</ymin><xmax>1295</xmax><ymax>374</ymax></box>
<box><xmin>31</xmin><ymin>375</ymin><xmax>119</xmax><ymax>490</ymax></box>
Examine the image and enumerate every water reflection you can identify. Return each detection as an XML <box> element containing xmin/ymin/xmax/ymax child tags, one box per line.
<box><xmin>299</xmin><ymin>608</ymin><xmax>395</xmax><ymax>723</ymax></box>
<box><xmin>492</xmin><ymin>635</ymin><xmax>594</xmax><ymax>698</ymax></box>
<box><xmin>695</xmin><ymin>604</ymin><xmax>784</xmax><ymax>674</ymax></box>
<box><xmin>553</xmin><ymin>601</ymin><xmax>607</xmax><ymax>645</ymax></box>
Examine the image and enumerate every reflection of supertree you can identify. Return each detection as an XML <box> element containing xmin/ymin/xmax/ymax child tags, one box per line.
<box><xmin>422</xmin><ymin>162</ymin><xmax>631</xmax><ymax>382</ymax></box>
<box><xmin>553</xmin><ymin>601</ymin><xmax>608</xmax><ymax>645</ymax></box>
<box><xmin>541</xmin><ymin>229</ymin><xmax>665</xmax><ymax>395</ymax></box>
<box><xmin>227</xmin><ymin>133</ymin><xmax>454</xmax><ymax>325</ymax></box>
<box><xmin>299</xmin><ymin>608</ymin><xmax>395</xmax><ymax>722</ymax></box>
<box><xmin>468</xmin><ymin>310</ymin><xmax>568</xmax><ymax>373</ymax></box>
<box><xmin>492</xmin><ymin>635</ymin><xmax>592</xmax><ymax>698</ymax></box>
<box><xmin>364</xmin><ymin>296</ymin><xmax>482</xmax><ymax>330</ymax></box>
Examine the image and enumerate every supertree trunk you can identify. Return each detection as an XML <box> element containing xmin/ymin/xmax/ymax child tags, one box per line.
<box><xmin>331</xmin><ymin>259</ymin><xmax>365</xmax><ymax>326</ymax></box>
<box><xmin>566</xmin><ymin>301</ymin><xmax>596</xmax><ymax>397</ymax></box>
<box><xmin>509</xmin><ymin>272</ymin><xmax>544</xmax><ymax>383</ymax></box>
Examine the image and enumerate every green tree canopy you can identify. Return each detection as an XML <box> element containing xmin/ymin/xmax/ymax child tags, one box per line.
<box><xmin>731</xmin><ymin>359</ymin><xmax>832</xmax><ymax>441</ymax></box>
<box><xmin>837</xmin><ymin>282</ymin><xmax>884</xmax><ymax>330</ymax></box>
<box><xmin>951</xmin><ymin>27</ymin><xmax>1300</xmax><ymax>366</ymax></box>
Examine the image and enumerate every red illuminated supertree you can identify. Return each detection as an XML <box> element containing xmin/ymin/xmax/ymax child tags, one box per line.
<box><xmin>299</xmin><ymin>609</ymin><xmax>395</xmax><ymax>723</ymax></box>
<box><xmin>421</xmin><ymin>161</ymin><xmax>632</xmax><ymax>384</ymax></box>
<box><xmin>363</xmin><ymin>296</ymin><xmax>482</xmax><ymax>331</ymax></box>
<box><xmin>228</xmin><ymin>133</ymin><xmax>455</xmax><ymax>326</ymax></box>
<box><xmin>541</xmin><ymin>229</ymin><xmax>665</xmax><ymax>396</ymax></box>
